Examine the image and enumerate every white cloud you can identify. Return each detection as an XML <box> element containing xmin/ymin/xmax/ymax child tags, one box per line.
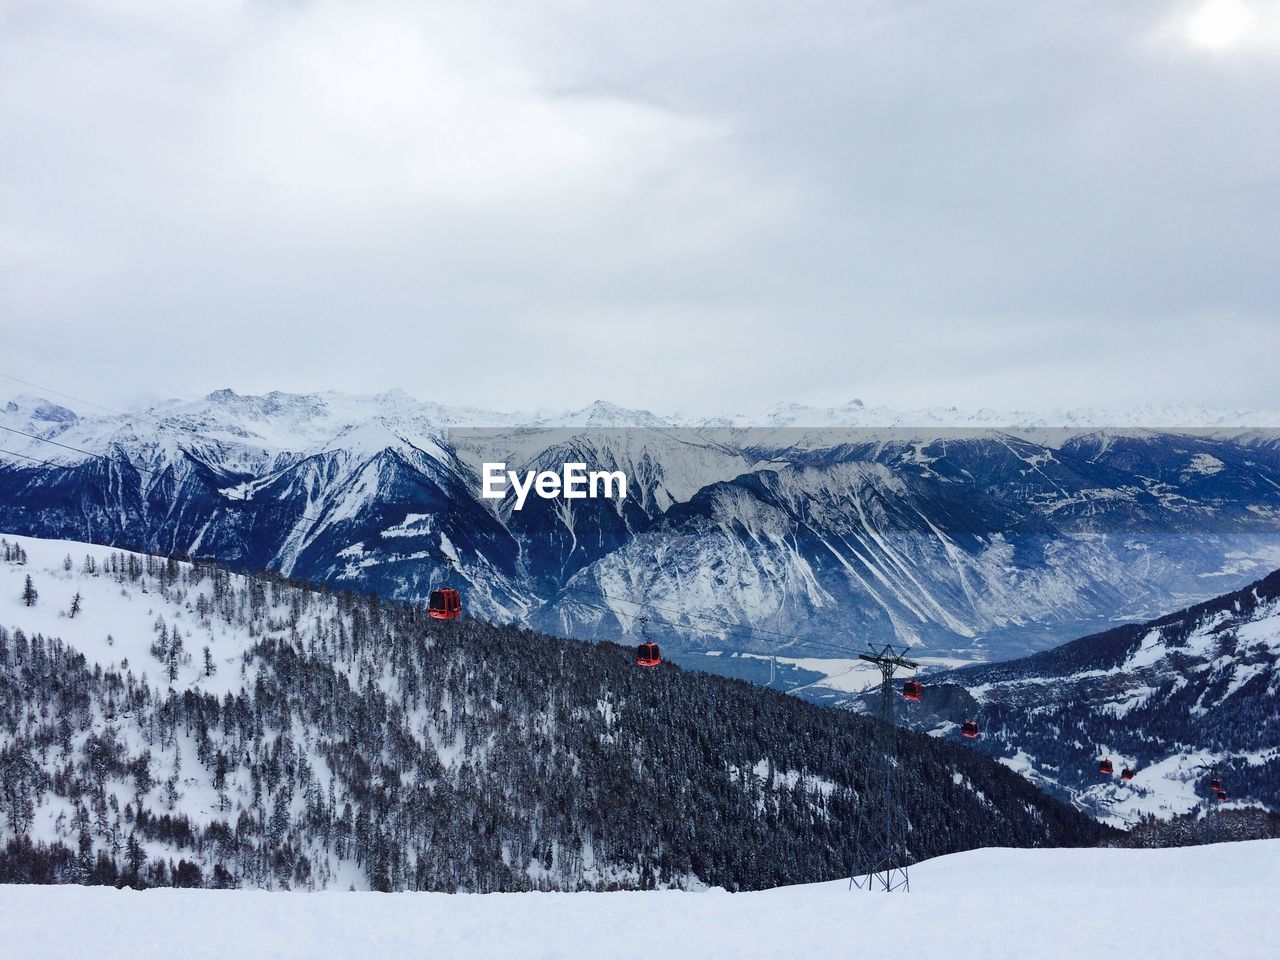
<box><xmin>1</xmin><ymin>1</ymin><xmax>1278</xmax><ymax>414</ymax></box>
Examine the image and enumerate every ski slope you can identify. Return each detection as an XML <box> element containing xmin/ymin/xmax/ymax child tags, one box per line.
<box><xmin>2</xmin><ymin>841</ymin><xmax>1276</xmax><ymax>960</ymax></box>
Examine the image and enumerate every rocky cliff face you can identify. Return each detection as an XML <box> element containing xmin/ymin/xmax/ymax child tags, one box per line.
<box><xmin>4</xmin><ymin>390</ymin><xmax>1280</xmax><ymax>665</ymax></box>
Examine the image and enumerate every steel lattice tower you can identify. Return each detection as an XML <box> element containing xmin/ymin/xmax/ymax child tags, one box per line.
<box><xmin>1196</xmin><ymin>763</ymin><xmax>1226</xmax><ymax>843</ymax></box>
<box><xmin>850</xmin><ymin>643</ymin><xmax>919</xmax><ymax>893</ymax></box>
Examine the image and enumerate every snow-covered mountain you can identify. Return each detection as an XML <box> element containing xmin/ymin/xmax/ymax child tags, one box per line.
<box><xmin>4</xmin><ymin>389</ymin><xmax>1280</xmax><ymax>671</ymax></box>
<box><xmin>878</xmin><ymin>568</ymin><xmax>1280</xmax><ymax>819</ymax></box>
<box><xmin>697</xmin><ymin>398</ymin><xmax>1280</xmax><ymax>430</ymax></box>
<box><xmin>0</xmin><ymin>534</ymin><xmax>1097</xmax><ymax>892</ymax></box>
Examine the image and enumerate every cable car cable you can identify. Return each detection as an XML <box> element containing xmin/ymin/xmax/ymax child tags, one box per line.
<box><xmin>4</xmin><ymin>397</ymin><xmax>896</xmax><ymax>663</ymax></box>
<box><xmin>0</xmin><ymin>446</ymin><xmax>70</xmax><ymax>470</ymax></box>
<box><xmin>0</xmin><ymin>371</ymin><xmax>134</xmax><ymax>417</ymax></box>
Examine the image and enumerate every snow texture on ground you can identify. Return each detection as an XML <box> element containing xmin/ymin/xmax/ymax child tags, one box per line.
<box><xmin>2</xmin><ymin>840</ymin><xmax>1276</xmax><ymax>960</ymax></box>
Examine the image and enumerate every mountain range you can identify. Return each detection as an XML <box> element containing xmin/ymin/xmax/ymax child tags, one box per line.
<box><xmin>4</xmin><ymin>389</ymin><xmax>1280</xmax><ymax>678</ymax></box>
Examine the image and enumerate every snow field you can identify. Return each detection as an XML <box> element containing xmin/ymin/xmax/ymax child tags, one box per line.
<box><xmin>2</xmin><ymin>840</ymin><xmax>1276</xmax><ymax>960</ymax></box>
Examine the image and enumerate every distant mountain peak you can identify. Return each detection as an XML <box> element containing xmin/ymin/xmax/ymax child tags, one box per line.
<box><xmin>3</xmin><ymin>385</ymin><xmax>1280</xmax><ymax>692</ymax></box>
<box><xmin>10</xmin><ymin>386</ymin><xmax>1280</xmax><ymax>432</ymax></box>
<box><xmin>3</xmin><ymin>395</ymin><xmax>79</xmax><ymax>427</ymax></box>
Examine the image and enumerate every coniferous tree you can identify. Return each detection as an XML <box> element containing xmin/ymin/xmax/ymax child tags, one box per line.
<box><xmin>0</xmin><ymin>550</ymin><xmax>1115</xmax><ymax>892</ymax></box>
<box><xmin>21</xmin><ymin>575</ymin><xmax>37</xmax><ymax>607</ymax></box>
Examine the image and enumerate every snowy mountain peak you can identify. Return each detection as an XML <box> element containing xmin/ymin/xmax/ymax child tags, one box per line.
<box><xmin>8</xmin><ymin>386</ymin><xmax>1280</xmax><ymax>436</ymax></box>
<box><xmin>525</xmin><ymin>399</ymin><xmax>671</xmax><ymax>429</ymax></box>
<box><xmin>5</xmin><ymin>385</ymin><xmax>1280</xmax><ymax>676</ymax></box>
<box><xmin>3</xmin><ymin>395</ymin><xmax>79</xmax><ymax>429</ymax></box>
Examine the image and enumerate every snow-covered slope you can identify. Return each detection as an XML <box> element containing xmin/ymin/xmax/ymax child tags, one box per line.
<box><xmin>883</xmin><ymin>568</ymin><xmax>1280</xmax><ymax>817</ymax></box>
<box><xmin>2</xmin><ymin>840</ymin><xmax>1276</xmax><ymax>960</ymax></box>
<box><xmin>5</xmin><ymin>389</ymin><xmax>1280</xmax><ymax>670</ymax></box>
<box><xmin>0</xmin><ymin>534</ymin><xmax>1097</xmax><ymax>893</ymax></box>
<box><xmin>0</xmin><ymin>537</ymin><xmax>252</xmax><ymax>697</ymax></box>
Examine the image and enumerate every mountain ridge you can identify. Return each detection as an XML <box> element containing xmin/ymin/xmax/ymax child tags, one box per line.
<box><xmin>4</xmin><ymin>389</ymin><xmax>1280</xmax><ymax>670</ymax></box>
<box><xmin>876</xmin><ymin>567</ymin><xmax>1280</xmax><ymax>818</ymax></box>
<box><xmin>10</xmin><ymin>387</ymin><xmax>1280</xmax><ymax>436</ymax></box>
<box><xmin>0</xmin><ymin>533</ymin><xmax>1101</xmax><ymax>891</ymax></box>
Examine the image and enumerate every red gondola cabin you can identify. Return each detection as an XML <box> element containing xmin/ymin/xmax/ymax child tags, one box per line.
<box><xmin>1216</xmin><ymin>790</ymin><xmax>1228</xmax><ymax>802</ymax></box>
<box><xmin>903</xmin><ymin>680</ymin><xmax>923</xmax><ymax>702</ymax></box>
<box><xmin>1121</xmin><ymin>767</ymin><xmax>1135</xmax><ymax>781</ymax></box>
<box><xmin>961</xmin><ymin>720</ymin><xmax>980</xmax><ymax>739</ymax></box>
<box><xmin>1099</xmin><ymin>758</ymin><xmax>1114</xmax><ymax>776</ymax></box>
<box><xmin>635</xmin><ymin>641</ymin><xmax>661</xmax><ymax>668</ymax></box>
<box><xmin>428</xmin><ymin>588</ymin><xmax>461</xmax><ymax>620</ymax></box>
<box><xmin>1210</xmin><ymin>777</ymin><xmax>1223</xmax><ymax>791</ymax></box>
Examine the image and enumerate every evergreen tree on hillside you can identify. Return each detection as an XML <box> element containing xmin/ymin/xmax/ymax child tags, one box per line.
<box><xmin>20</xmin><ymin>575</ymin><xmax>37</xmax><ymax>607</ymax></box>
<box><xmin>167</xmin><ymin>625</ymin><xmax>184</xmax><ymax>683</ymax></box>
<box><xmin>0</xmin><ymin>552</ymin><xmax>1107</xmax><ymax>891</ymax></box>
<box><xmin>1</xmin><ymin>542</ymin><xmax>30</xmax><ymax>564</ymax></box>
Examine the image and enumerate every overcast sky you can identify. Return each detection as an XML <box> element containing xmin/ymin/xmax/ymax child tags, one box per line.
<box><xmin>2</xmin><ymin>0</ymin><xmax>1279</xmax><ymax>415</ymax></box>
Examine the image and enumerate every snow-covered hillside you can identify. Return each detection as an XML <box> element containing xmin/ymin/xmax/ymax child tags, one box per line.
<box><xmin>2</xmin><ymin>840</ymin><xmax>1276</xmax><ymax>960</ymax></box>
<box><xmin>884</xmin><ymin>568</ymin><xmax>1280</xmax><ymax>816</ymax></box>
<box><xmin>0</xmin><ymin>536</ymin><xmax>253</xmax><ymax>698</ymax></box>
<box><xmin>0</xmin><ymin>534</ymin><xmax>1097</xmax><ymax>893</ymax></box>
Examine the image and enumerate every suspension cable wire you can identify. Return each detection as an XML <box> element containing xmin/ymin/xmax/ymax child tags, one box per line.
<box><xmin>2</xmin><ymin>391</ymin><xmax>875</xmax><ymax>660</ymax></box>
<box><xmin>5</xmin><ymin>418</ymin><xmax>869</xmax><ymax>657</ymax></box>
<box><xmin>0</xmin><ymin>422</ymin><xmax>255</xmax><ymax>504</ymax></box>
<box><xmin>0</xmin><ymin>370</ymin><xmax>276</xmax><ymax>469</ymax></box>
<box><xmin>0</xmin><ymin>415</ymin><xmax>368</xmax><ymax>540</ymax></box>
<box><xmin>1</xmin><ymin>371</ymin><xmax>143</xmax><ymax>419</ymax></box>
<box><xmin>1</xmin><ymin>374</ymin><xmax>428</xmax><ymax>529</ymax></box>
<box><xmin>0</xmin><ymin>371</ymin><xmax>348</xmax><ymax>519</ymax></box>
<box><xmin>557</xmin><ymin>581</ymin><xmax>818</xmax><ymax>644</ymax></box>
<box><xmin>410</xmin><ymin>539</ymin><xmax>866</xmax><ymax>658</ymax></box>
<box><xmin>454</xmin><ymin>563</ymin><xmax>868</xmax><ymax>659</ymax></box>
<box><xmin>427</xmin><ymin>555</ymin><xmax>831</xmax><ymax>653</ymax></box>
<box><xmin>0</xmin><ymin>446</ymin><xmax>68</xmax><ymax>470</ymax></box>
<box><xmin>0</xmin><ymin>420</ymin><xmax>363</xmax><ymax>571</ymax></box>
<box><xmin>539</xmin><ymin>592</ymin><xmax>805</xmax><ymax>656</ymax></box>
<box><xmin>559</xmin><ymin>585</ymin><xmax>864</xmax><ymax>658</ymax></box>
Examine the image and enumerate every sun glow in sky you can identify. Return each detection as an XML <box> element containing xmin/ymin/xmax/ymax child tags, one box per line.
<box><xmin>1186</xmin><ymin>0</ymin><xmax>1254</xmax><ymax>49</ymax></box>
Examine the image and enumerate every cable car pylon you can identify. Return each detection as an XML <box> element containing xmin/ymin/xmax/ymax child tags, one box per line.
<box><xmin>1195</xmin><ymin>763</ymin><xmax>1227</xmax><ymax>842</ymax></box>
<box><xmin>850</xmin><ymin>642</ymin><xmax>919</xmax><ymax>893</ymax></box>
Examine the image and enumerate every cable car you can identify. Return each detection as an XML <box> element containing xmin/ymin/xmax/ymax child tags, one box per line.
<box><xmin>1120</xmin><ymin>767</ymin><xmax>1135</xmax><ymax>781</ymax></box>
<box><xmin>961</xmin><ymin>720</ymin><xmax>980</xmax><ymax>739</ymax></box>
<box><xmin>428</xmin><ymin>588</ymin><xmax>461</xmax><ymax>620</ymax></box>
<box><xmin>635</xmin><ymin>641</ymin><xmax>661</xmax><ymax>668</ymax></box>
<box><xmin>1099</xmin><ymin>758</ymin><xmax>1114</xmax><ymax>776</ymax></box>
<box><xmin>903</xmin><ymin>679</ymin><xmax>923</xmax><ymax>702</ymax></box>
<box><xmin>1216</xmin><ymin>789</ymin><xmax>1228</xmax><ymax>803</ymax></box>
<box><xmin>1209</xmin><ymin>777</ymin><xmax>1223</xmax><ymax>791</ymax></box>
